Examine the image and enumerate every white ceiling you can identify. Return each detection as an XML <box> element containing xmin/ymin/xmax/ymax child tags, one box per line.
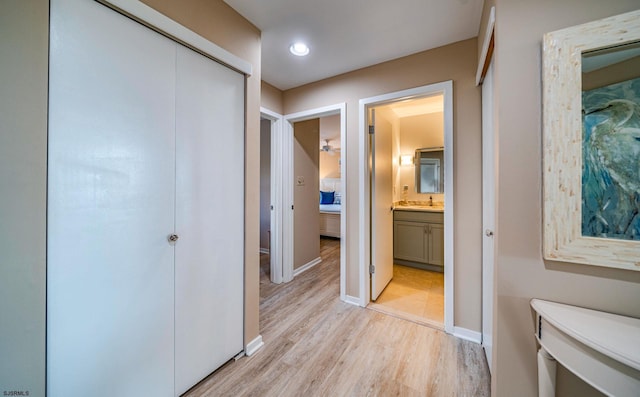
<box><xmin>224</xmin><ymin>0</ymin><xmax>485</xmax><ymax>90</ymax></box>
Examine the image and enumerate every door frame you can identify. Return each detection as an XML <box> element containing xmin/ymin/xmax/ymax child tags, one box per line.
<box><xmin>260</xmin><ymin>107</ymin><xmax>284</xmax><ymax>284</ymax></box>
<box><xmin>478</xmin><ymin>5</ymin><xmax>496</xmax><ymax>372</ymax></box>
<box><xmin>358</xmin><ymin>81</ymin><xmax>454</xmax><ymax>334</ymax></box>
<box><xmin>282</xmin><ymin>103</ymin><xmax>347</xmax><ymax>300</ymax></box>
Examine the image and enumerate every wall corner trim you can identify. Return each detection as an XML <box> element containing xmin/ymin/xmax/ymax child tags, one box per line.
<box><xmin>245</xmin><ymin>335</ymin><xmax>264</xmax><ymax>356</ymax></box>
<box><xmin>453</xmin><ymin>326</ymin><xmax>482</xmax><ymax>344</ymax></box>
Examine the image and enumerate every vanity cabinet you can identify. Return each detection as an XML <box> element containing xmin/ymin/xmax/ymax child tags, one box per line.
<box><xmin>393</xmin><ymin>210</ymin><xmax>444</xmax><ymax>268</ymax></box>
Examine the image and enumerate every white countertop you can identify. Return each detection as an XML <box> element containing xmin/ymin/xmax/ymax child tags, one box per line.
<box><xmin>393</xmin><ymin>205</ymin><xmax>444</xmax><ymax>213</ymax></box>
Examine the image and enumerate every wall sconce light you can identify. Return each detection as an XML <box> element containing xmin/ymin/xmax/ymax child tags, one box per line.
<box><xmin>400</xmin><ymin>155</ymin><xmax>413</xmax><ymax>166</ymax></box>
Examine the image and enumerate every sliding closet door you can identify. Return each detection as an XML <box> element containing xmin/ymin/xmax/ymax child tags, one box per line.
<box><xmin>48</xmin><ymin>0</ymin><xmax>176</xmax><ymax>395</ymax></box>
<box><xmin>174</xmin><ymin>46</ymin><xmax>245</xmax><ymax>395</ymax></box>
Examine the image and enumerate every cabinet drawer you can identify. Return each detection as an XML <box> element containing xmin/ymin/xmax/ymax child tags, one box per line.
<box><xmin>393</xmin><ymin>210</ymin><xmax>443</xmax><ymax>224</ymax></box>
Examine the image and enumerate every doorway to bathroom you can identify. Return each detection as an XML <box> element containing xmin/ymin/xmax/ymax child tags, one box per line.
<box><xmin>359</xmin><ymin>82</ymin><xmax>454</xmax><ymax>333</ymax></box>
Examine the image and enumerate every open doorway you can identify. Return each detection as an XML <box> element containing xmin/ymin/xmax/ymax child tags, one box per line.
<box><xmin>260</xmin><ymin>104</ymin><xmax>346</xmax><ymax>296</ymax></box>
<box><xmin>260</xmin><ymin>107</ymin><xmax>284</xmax><ymax>284</ymax></box>
<box><xmin>359</xmin><ymin>82</ymin><xmax>454</xmax><ymax>333</ymax></box>
<box><xmin>284</xmin><ymin>104</ymin><xmax>347</xmax><ymax>300</ymax></box>
<box><xmin>368</xmin><ymin>96</ymin><xmax>446</xmax><ymax>329</ymax></box>
<box><xmin>290</xmin><ymin>115</ymin><xmax>342</xmax><ymax>279</ymax></box>
<box><xmin>259</xmin><ymin>117</ymin><xmax>271</xmax><ymax>283</ymax></box>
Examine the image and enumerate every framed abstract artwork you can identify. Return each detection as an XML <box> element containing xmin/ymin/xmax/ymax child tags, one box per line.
<box><xmin>542</xmin><ymin>9</ymin><xmax>640</xmax><ymax>271</ymax></box>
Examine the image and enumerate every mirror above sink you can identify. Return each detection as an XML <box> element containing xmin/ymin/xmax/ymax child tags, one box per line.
<box><xmin>415</xmin><ymin>147</ymin><xmax>444</xmax><ymax>194</ymax></box>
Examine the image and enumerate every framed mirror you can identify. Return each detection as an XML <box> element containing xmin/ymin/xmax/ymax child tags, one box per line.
<box><xmin>415</xmin><ymin>147</ymin><xmax>444</xmax><ymax>194</ymax></box>
<box><xmin>542</xmin><ymin>9</ymin><xmax>640</xmax><ymax>271</ymax></box>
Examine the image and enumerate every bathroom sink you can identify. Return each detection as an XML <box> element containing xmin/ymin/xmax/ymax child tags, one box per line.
<box><xmin>394</xmin><ymin>204</ymin><xmax>444</xmax><ymax>212</ymax></box>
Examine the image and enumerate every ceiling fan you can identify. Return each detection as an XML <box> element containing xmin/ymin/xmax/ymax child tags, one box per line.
<box><xmin>320</xmin><ymin>139</ymin><xmax>340</xmax><ymax>156</ymax></box>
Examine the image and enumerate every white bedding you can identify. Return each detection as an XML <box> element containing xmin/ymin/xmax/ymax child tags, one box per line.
<box><xmin>319</xmin><ymin>204</ymin><xmax>341</xmax><ymax>213</ymax></box>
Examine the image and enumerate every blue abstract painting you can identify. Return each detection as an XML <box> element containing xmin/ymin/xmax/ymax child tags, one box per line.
<box><xmin>582</xmin><ymin>77</ymin><xmax>640</xmax><ymax>240</ymax></box>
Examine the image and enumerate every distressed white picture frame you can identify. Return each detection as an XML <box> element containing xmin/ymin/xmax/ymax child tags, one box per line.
<box><xmin>542</xmin><ymin>9</ymin><xmax>640</xmax><ymax>271</ymax></box>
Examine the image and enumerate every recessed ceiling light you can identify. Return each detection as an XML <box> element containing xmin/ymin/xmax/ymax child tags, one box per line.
<box><xmin>289</xmin><ymin>42</ymin><xmax>309</xmax><ymax>56</ymax></box>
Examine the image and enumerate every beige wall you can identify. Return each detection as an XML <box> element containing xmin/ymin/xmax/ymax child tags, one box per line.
<box><xmin>141</xmin><ymin>0</ymin><xmax>262</xmax><ymax>350</ymax></box>
<box><xmin>283</xmin><ymin>38</ymin><xmax>482</xmax><ymax>331</ymax></box>
<box><xmin>319</xmin><ymin>114</ymin><xmax>341</xmax><ymax>179</ymax></box>
<box><xmin>293</xmin><ymin>119</ymin><xmax>320</xmax><ymax>269</ymax></box>
<box><xmin>582</xmin><ymin>55</ymin><xmax>640</xmax><ymax>91</ymax></box>
<box><xmin>0</xmin><ymin>1</ymin><xmax>49</xmax><ymax>394</ymax></box>
<box><xmin>0</xmin><ymin>0</ymin><xmax>261</xmax><ymax>392</ymax></box>
<box><xmin>319</xmin><ymin>151</ymin><xmax>341</xmax><ymax>179</ymax></box>
<box><xmin>320</xmin><ymin>113</ymin><xmax>341</xmax><ymax>144</ymax></box>
<box><xmin>488</xmin><ymin>1</ymin><xmax>640</xmax><ymax>396</ymax></box>
<box><xmin>261</xmin><ymin>80</ymin><xmax>284</xmax><ymax>114</ymax></box>
<box><xmin>260</xmin><ymin>119</ymin><xmax>271</xmax><ymax>251</ymax></box>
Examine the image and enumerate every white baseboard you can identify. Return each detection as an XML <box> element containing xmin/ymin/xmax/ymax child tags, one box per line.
<box><xmin>343</xmin><ymin>295</ymin><xmax>362</xmax><ymax>307</ymax></box>
<box><xmin>453</xmin><ymin>326</ymin><xmax>482</xmax><ymax>344</ymax></box>
<box><xmin>245</xmin><ymin>334</ymin><xmax>264</xmax><ymax>356</ymax></box>
<box><xmin>293</xmin><ymin>256</ymin><xmax>322</xmax><ymax>277</ymax></box>
<box><xmin>259</xmin><ymin>247</ymin><xmax>270</xmax><ymax>254</ymax></box>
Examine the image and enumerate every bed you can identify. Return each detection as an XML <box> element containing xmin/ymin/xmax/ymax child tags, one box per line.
<box><xmin>319</xmin><ymin>178</ymin><xmax>342</xmax><ymax>238</ymax></box>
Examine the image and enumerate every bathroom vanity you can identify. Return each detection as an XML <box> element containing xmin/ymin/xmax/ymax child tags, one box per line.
<box><xmin>393</xmin><ymin>206</ymin><xmax>444</xmax><ymax>271</ymax></box>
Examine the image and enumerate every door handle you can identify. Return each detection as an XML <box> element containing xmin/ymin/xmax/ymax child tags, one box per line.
<box><xmin>485</xmin><ymin>229</ymin><xmax>494</xmax><ymax>237</ymax></box>
<box><xmin>168</xmin><ymin>234</ymin><xmax>179</xmax><ymax>242</ymax></box>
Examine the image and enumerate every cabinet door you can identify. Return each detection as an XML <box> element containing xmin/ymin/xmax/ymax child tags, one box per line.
<box><xmin>428</xmin><ymin>223</ymin><xmax>445</xmax><ymax>267</ymax></box>
<box><xmin>393</xmin><ymin>221</ymin><xmax>428</xmax><ymax>263</ymax></box>
<box><xmin>174</xmin><ymin>46</ymin><xmax>245</xmax><ymax>395</ymax></box>
<box><xmin>48</xmin><ymin>0</ymin><xmax>176</xmax><ymax>395</ymax></box>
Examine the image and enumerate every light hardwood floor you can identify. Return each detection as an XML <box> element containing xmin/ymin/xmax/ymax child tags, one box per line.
<box><xmin>369</xmin><ymin>265</ymin><xmax>444</xmax><ymax>329</ymax></box>
<box><xmin>185</xmin><ymin>237</ymin><xmax>490</xmax><ymax>396</ymax></box>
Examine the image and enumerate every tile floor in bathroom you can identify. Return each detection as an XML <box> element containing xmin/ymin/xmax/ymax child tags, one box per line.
<box><xmin>368</xmin><ymin>264</ymin><xmax>444</xmax><ymax>329</ymax></box>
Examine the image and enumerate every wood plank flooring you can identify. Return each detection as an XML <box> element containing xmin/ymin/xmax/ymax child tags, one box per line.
<box><xmin>185</xmin><ymin>237</ymin><xmax>490</xmax><ymax>396</ymax></box>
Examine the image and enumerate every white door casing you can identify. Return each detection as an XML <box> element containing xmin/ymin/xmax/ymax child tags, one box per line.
<box><xmin>359</xmin><ymin>81</ymin><xmax>454</xmax><ymax>334</ymax></box>
<box><xmin>370</xmin><ymin>108</ymin><xmax>394</xmax><ymax>300</ymax></box>
<box><xmin>282</xmin><ymin>104</ymin><xmax>347</xmax><ymax>300</ymax></box>
<box><xmin>261</xmin><ymin>108</ymin><xmax>285</xmax><ymax>284</ymax></box>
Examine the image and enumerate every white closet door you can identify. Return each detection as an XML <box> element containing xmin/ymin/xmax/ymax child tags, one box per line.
<box><xmin>48</xmin><ymin>0</ymin><xmax>176</xmax><ymax>396</ymax></box>
<box><xmin>174</xmin><ymin>46</ymin><xmax>245</xmax><ymax>395</ymax></box>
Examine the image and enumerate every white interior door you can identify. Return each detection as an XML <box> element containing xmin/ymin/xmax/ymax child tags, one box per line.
<box><xmin>482</xmin><ymin>59</ymin><xmax>495</xmax><ymax>373</ymax></box>
<box><xmin>370</xmin><ymin>108</ymin><xmax>394</xmax><ymax>300</ymax></box>
<box><xmin>47</xmin><ymin>0</ymin><xmax>176</xmax><ymax>395</ymax></box>
<box><xmin>174</xmin><ymin>45</ymin><xmax>245</xmax><ymax>395</ymax></box>
<box><xmin>269</xmin><ymin>115</ymin><xmax>283</xmax><ymax>284</ymax></box>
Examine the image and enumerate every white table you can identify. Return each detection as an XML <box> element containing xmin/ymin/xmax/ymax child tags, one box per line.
<box><xmin>531</xmin><ymin>299</ymin><xmax>640</xmax><ymax>397</ymax></box>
